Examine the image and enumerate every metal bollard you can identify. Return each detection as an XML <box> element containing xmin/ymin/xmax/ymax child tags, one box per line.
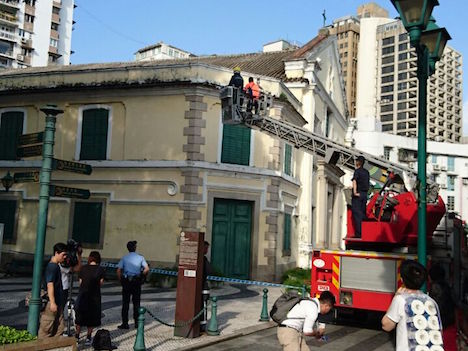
<box><xmin>259</xmin><ymin>288</ymin><xmax>270</xmax><ymax>321</ymax></box>
<box><xmin>301</xmin><ymin>285</ymin><xmax>307</xmax><ymax>297</ymax></box>
<box><xmin>206</xmin><ymin>296</ymin><xmax>220</xmax><ymax>336</ymax></box>
<box><xmin>133</xmin><ymin>307</ymin><xmax>146</xmax><ymax>351</ymax></box>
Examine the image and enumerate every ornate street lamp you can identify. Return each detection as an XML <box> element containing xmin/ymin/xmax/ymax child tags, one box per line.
<box><xmin>391</xmin><ymin>0</ymin><xmax>450</xmax><ymax>273</ymax></box>
<box><xmin>420</xmin><ymin>17</ymin><xmax>451</xmax><ymax>73</ymax></box>
<box><xmin>1</xmin><ymin>171</ymin><xmax>14</xmax><ymax>192</ymax></box>
<box><xmin>391</xmin><ymin>0</ymin><xmax>439</xmax><ymax>45</ymax></box>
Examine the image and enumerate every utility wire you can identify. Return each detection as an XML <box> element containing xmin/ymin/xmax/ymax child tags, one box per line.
<box><xmin>76</xmin><ymin>1</ymin><xmax>149</xmax><ymax>46</ymax></box>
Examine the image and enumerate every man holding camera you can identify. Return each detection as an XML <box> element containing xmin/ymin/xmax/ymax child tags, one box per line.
<box><xmin>59</xmin><ymin>240</ymin><xmax>82</xmax><ymax>336</ymax></box>
<box><xmin>117</xmin><ymin>241</ymin><xmax>149</xmax><ymax>329</ymax></box>
<box><xmin>60</xmin><ymin>240</ymin><xmax>82</xmax><ymax>300</ymax></box>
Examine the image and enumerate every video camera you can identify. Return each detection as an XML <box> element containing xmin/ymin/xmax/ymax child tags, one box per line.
<box><xmin>62</xmin><ymin>239</ymin><xmax>82</xmax><ymax>268</ymax></box>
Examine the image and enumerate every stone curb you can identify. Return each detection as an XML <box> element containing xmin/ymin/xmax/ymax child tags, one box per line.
<box><xmin>177</xmin><ymin>321</ymin><xmax>277</xmax><ymax>350</ymax></box>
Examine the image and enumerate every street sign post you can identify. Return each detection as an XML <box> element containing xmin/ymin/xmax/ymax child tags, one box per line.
<box><xmin>14</xmin><ymin>171</ymin><xmax>40</xmax><ymax>183</ymax></box>
<box><xmin>52</xmin><ymin>158</ymin><xmax>92</xmax><ymax>175</ymax></box>
<box><xmin>17</xmin><ymin>144</ymin><xmax>43</xmax><ymax>158</ymax></box>
<box><xmin>18</xmin><ymin>132</ymin><xmax>44</xmax><ymax>146</ymax></box>
<box><xmin>49</xmin><ymin>185</ymin><xmax>90</xmax><ymax>199</ymax></box>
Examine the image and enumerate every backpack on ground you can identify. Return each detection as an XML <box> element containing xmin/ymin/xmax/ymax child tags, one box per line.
<box><xmin>270</xmin><ymin>290</ymin><xmax>317</xmax><ymax>324</ymax></box>
<box><xmin>92</xmin><ymin>329</ymin><xmax>117</xmax><ymax>350</ymax></box>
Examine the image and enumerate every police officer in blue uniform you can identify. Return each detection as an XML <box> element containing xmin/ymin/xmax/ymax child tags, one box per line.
<box><xmin>352</xmin><ymin>155</ymin><xmax>370</xmax><ymax>238</ymax></box>
<box><xmin>117</xmin><ymin>241</ymin><xmax>149</xmax><ymax>329</ymax></box>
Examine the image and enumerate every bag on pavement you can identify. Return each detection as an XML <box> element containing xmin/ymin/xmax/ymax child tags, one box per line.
<box><xmin>92</xmin><ymin>329</ymin><xmax>117</xmax><ymax>350</ymax></box>
<box><xmin>270</xmin><ymin>290</ymin><xmax>305</xmax><ymax>324</ymax></box>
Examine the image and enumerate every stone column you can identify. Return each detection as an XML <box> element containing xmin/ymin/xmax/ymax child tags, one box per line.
<box><xmin>179</xmin><ymin>94</ymin><xmax>207</xmax><ymax>232</ymax></box>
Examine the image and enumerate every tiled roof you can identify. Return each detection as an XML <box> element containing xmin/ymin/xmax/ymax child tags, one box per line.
<box><xmin>0</xmin><ymin>35</ymin><xmax>327</xmax><ymax>81</ymax></box>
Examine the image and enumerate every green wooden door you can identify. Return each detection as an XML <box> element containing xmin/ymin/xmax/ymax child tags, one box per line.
<box><xmin>211</xmin><ymin>198</ymin><xmax>252</xmax><ymax>279</ymax></box>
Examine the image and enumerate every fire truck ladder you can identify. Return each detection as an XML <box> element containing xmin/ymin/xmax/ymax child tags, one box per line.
<box><xmin>220</xmin><ymin>86</ymin><xmax>417</xmax><ymax>185</ymax></box>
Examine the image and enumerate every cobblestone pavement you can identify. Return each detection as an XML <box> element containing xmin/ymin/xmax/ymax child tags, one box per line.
<box><xmin>197</xmin><ymin>324</ymin><xmax>395</xmax><ymax>351</ymax></box>
<box><xmin>0</xmin><ymin>276</ymin><xmax>283</xmax><ymax>350</ymax></box>
<box><xmin>0</xmin><ymin>276</ymin><xmax>396</xmax><ymax>351</ymax></box>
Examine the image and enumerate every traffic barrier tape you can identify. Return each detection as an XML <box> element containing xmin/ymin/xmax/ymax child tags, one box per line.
<box><xmin>100</xmin><ymin>261</ymin><xmax>302</xmax><ymax>291</ymax></box>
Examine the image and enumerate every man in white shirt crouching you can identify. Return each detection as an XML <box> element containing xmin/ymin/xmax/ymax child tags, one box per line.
<box><xmin>277</xmin><ymin>291</ymin><xmax>335</xmax><ymax>351</ymax></box>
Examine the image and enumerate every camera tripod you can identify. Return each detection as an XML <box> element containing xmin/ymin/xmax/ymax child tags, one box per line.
<box><xmin>64</xmin><ymin>271</ymin><xmax>76</xmax><ymax>337</ymax></box>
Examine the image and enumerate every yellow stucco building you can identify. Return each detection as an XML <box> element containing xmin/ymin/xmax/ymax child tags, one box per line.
<box><xmin>0</xmin><ymin>34</ymin><xmax>348</xmax><ymax>281</ymax></box>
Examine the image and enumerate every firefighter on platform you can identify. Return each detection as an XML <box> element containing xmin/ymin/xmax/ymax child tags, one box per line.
<box><xmin>244</xmin><ymin>77</ymin><xmax>260</xmax><ymax>114</ymax></box>
<box><xmin>352</xmin><ymin>155</ymin><xmax>370</xmax><ymax>238</ymax></box>
<box><xmin>229</xmin><ymin>66</ymin><xmax>244</xmax><ymax>108</ymax></box>
<box><xmin>229</xmin><ymin>66</ymin><xmax>244</xmax><ymax>88</ymax></box>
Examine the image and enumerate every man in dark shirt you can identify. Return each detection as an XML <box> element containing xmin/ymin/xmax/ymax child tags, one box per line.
<box><xmin>352</xmin><ymin>155</ymin><xmax>370</xmax><ymax>238</ymax></box>
<box><xmin>39</xmin><ymin>242</ymin><xmax>67</xmax><ymax>338</ymax></box>
<box><xmin>229</xmin><ymin>67</ymin><xmax>244</xmax><ymax>108</ymax></box>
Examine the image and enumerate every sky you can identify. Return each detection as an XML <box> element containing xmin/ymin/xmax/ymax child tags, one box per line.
<box><xmin>71</xmin><ymin>0</ymin><xmax>468</xmax><ymax>135</ymax></box>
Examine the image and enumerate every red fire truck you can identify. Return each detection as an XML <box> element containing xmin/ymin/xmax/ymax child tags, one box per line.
<box><xmin>220</xmin><ymin>86</ymin><xmax>468</xmax><ymax>345</ymax></box>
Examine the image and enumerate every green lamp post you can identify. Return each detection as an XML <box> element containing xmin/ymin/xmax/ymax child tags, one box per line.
<box><xmin>27</xmin><ymin>105</ymin><xmax>63</xmax><ymax>335</ymax></box>
<box><xmin>390</xmin><ymin>0</ymin><xmax>450</xmax><ymax>270</ymax></box>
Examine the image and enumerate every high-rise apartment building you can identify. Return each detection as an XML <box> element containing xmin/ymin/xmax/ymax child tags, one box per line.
<box><xmin>328</xmin><ymin>3</ymin><xmax>388</xmax><ymax>118</ymax></box>
<box><xmin>374</xmin><ymin>20</ymin><xmax>463</xmax><ymax>142</ymax></box>
<box><xmin>0</xmin><ymin>0</ymin><xmax>74</xmax><ymax>68</ymax></box>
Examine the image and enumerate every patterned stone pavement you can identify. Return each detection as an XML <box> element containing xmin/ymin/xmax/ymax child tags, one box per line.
<box><xmin>0</xmin><ymin>276</ymin><xmax>283</xmax><ymax>350</ymax></box>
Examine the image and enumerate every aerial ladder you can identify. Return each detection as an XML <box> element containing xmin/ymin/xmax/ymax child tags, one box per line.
<box><xmin>220</xmin><ymin>86</ymin><xmax>445</xmax><ymax>249</ymax></box>
<box><xmin>220</xmin><ymin>86</ymin><xmax>466</xmax><ymax>327</ymax></box>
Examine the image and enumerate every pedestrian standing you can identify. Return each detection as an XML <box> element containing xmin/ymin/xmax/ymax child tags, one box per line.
<box><xmin>277</xmin><ymin>291</ymin><xmax>335</xmax><ymax>351</ymax></box>
<box><xmin>429</xmin><ymin>263</ymin><xmax>456</xmax><ymax>351</ymax></box>
<box><xmin>116</xmin><ymin>241</ymin><xmax>149</xmax><ymax>329</ymax></box>
<box><xmin>351</xmin><ymin>155</ymin><xmax>370</xmax><ymax>238</ymax></box>
<box><xmin>74</xmin><ymin>251</ymin><xmax>105</xmax><ymax>346</ymax></box>
<box><xmin>382</xmin><ymin>260</ymin><xmax>445</xmax><ymax>351</ymax></box>
<box><xmin>38</xmin><ymin>242</ymin><xmax>67</xmax><ymax>338</ymax></box>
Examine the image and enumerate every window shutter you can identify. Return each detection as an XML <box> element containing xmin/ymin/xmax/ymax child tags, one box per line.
<box><xmin>284</xmin><ymin>144</ymin><xmax>292</xmax><ymax>175</ymax></box>
<box><xmin>0</xmin><ymin>111</ymin><xmax>24</xmax><ymax>160</ymax></box>
<box><xmin>221</xmin><ymin>124</ymin><xmax>251</xmax><ymax>165</ymax></box>
<box><xmin>72</xmin><ymin>202</ymin><xmax>102</xmax><ymax>245</ymax></box>
<box><xmin>283</xmin><ymin>213</ymin><xmax>291</xmax><ymax>252</ymax></box>
<box><xmin>80</xmin><ymin>108</ymin><xmax>108</xmax><ymax>160</ymax></box>
<box><xmin>0</xmin><ymin>200</ymin><xmax>17</xmax><ymax>243</ymax></box>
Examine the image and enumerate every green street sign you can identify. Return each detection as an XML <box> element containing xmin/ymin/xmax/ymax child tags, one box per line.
<box><xmin>49</xmin><ymin>185</ymin><xmax>90</xmax><ymax>199</ymax></box>
<box><xmin>17</xmin><ymin>144</ymin><xmax>43</xmax><ymax>158</ymax></box>
<box><xmin>18</xmin><ymin>132</ymin><xmax>44</xmax><ymax>146</ymax></box>
<box><xmin>14</xmin><ymin>171</ymin><xmax>40</xmax><ymax>183</ymax></box>
<box><xmin>52</xmin><ymin>158</ymin><xmax>92</xmax><ymax>175</ymax></box>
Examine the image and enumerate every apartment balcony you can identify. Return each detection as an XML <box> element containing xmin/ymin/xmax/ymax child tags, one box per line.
<box><xmin>0</xmin><ymin>29</ymin><xmax>16</xmax><ymax>42</ymax></box>
<box><xmin>50</xmin><ymin>29</ymin><xmax>59</xmax><ymax>40</ymax></box>
<box><xmin>0</xmin><ymin>0</ymin><xmax>20</xmax><ymax>10</ymax></box>
<box><xmin>0</xmin><ymin>11</ymin><xmax>17</xmax><ymax>25</ymax></box>
<box><xmin>21</xmin><ymin>54</ymin><xmax>31</xmax><ymax>65</ymax></box>
<box><xmin>48</xmin><ymin>45</ymin><xmax>58</xmax><ymax>55</ymax></box>
<box><xmin>23</xmin><ymin>21</ymin><xmax>33</xmax><ymax>32</ymax></box>
<box><xmin>53</xmin><ymin>0</ymin><xmax>62</xmax><ymax>8</ymax></box>
<box><xmin>0</xmin><ymin>58</ymin><xmax>12</xmax><ymax>68</ymax></box>
<box><xmin>51</xmin><ymin>12</ymin><xmax>60</xmax><ymax>24</ymax></box>
<box><xmin>0</xmin><ymin>48</ymin><xmax>13</xmax><ymax>58</ymax></box>
<box><xmin>20</xmin><ymin>37</ymin><xmax>33</xmax><ymax>48</ymax></box>
<box><xmin>24</xmin><ymin>4</ymin><xmax>35</xmax><ymax>15</ymax></box>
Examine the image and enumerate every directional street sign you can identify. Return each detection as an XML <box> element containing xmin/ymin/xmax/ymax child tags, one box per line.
<box><xmin>49</xmin><ymin>185</ymin><xmax>90</xmax><ymax>199</ymax></box>
<box><xmin>52</xmin><ymin>158</ymin><xmax>92</xmax><ymax>175</ymax></box>
<box><xmin>18</xmin><ymin>132</ymin><xmax>44</xmax><ymax>146</ymax></box>
<box><xmin>17</xmin><ymin>144</ymin><xmax>43</xmax><ymax>158</ymax></box>
<box><xmin>14</xmin><ymin>171</ymin><xmax>40</xmax><ymax>183</ymax></box>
